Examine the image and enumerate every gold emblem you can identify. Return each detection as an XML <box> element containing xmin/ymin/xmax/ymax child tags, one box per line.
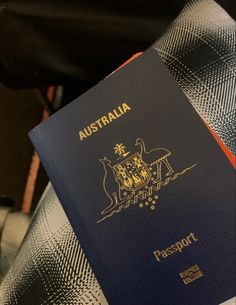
<box><xmin>180</xmin><ymin>264</ymin><xmax>203</xmax><ymax>285</ymax></box>
<box><xmin>113</xmin><ymin>153</ymin><xmax>151</xmax><ymax>191</ymax></box>
<box><xmin>113</xmin><ymin>143</ymin><xmax>130</xmax><ymax>159</ymax></box>
<box><xmin>98</xmin><ymin>138</ymin><xmax>196</xmax><ymax>223</ymax></box>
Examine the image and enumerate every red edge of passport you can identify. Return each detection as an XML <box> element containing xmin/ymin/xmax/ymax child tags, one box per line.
<box><xmin>116</xmin><ymin>52</ymin><xmax>236</xmax><ymax>169</ymax></box>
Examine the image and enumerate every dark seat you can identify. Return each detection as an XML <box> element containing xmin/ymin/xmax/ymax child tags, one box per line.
<box><xmin>0</xmin><ymin>0</ymin><xmax>234</xmax><ymax>95</ymax></box>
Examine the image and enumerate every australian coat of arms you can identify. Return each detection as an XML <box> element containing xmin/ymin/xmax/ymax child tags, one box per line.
<box><xmin>98</xmin><ymin>138</ymin><xmax>196</xmax><ymax>223</ymax></box>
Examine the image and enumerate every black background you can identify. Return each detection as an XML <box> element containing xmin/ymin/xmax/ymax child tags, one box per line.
<box><xmin>0</xmin><ymin>0</ymin><xmax>235</xmax><ymax>95</ymax></box>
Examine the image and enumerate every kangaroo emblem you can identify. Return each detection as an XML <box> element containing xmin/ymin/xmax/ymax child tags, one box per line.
<box><xmin>99</xmin><ymin>157</ymin><xmax>121</xmax><ymax>214</ymax></box>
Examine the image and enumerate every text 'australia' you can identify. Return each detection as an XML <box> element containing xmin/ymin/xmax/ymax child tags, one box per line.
<box><xmin>79</xmin><ymin>103</ymin><xmax>131</xmax><ymax>141</ymax></box>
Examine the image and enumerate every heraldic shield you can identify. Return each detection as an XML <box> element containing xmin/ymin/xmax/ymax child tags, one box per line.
<box><xmin>113</xmin><ymin>153</ymin><xmax>151</xmax><ymax>192</ymax></box>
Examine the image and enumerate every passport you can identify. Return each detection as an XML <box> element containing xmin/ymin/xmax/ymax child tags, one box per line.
<box><xmin>29</xmin><ymin>48</ymin><xmax>235</xmax><ymax>305</ymax></box>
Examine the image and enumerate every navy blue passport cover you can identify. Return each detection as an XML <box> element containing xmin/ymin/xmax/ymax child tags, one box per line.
<box><xmin>29</xmin><ymin>49</ymin><xmax>235</xmax><ymax>305</ymax></box>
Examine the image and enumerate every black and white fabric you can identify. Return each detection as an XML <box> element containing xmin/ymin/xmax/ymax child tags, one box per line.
<box><xmin>0</xmin><ymin>184</ymin><xmax>108</xmax><ymax>305</ymax></box>
<box><xmin>153</xmin><ymin>0</ymin><xmax>236</xmax><ymax>155</ymax></box>
<box><xmin>0</xmin><ymin>0</ymin><xmax>235</xmax><ymax>304</ymax></box>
